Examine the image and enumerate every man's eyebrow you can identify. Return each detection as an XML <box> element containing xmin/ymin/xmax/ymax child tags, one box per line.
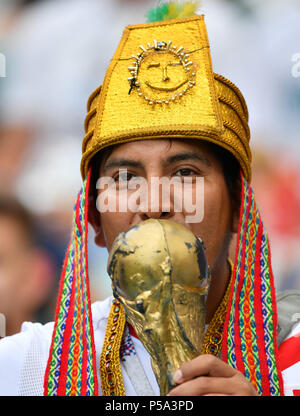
<box><xmin>164</xmin><ymin>152</ymin><xmax>211</xmax><ymax>167</ymax></box>
<box><xmin>102</xmin><ymin>158</ymin><xmax>143</xmax><ymax>174</ymax></box>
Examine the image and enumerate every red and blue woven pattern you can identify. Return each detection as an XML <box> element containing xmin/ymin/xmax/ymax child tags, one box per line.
<box><xmin>120</xmin><ymin>331</ymin><xmax>136</xmax><ymax>362</ymax></box>
<box><xmin>222</xmin><ymin>172</ymin><xmax>284</xmax><ymax>396</ymax></box>
<box><xmin>43</xmin><ymin>169</ymin><xmax>98</xmax><ymax>396</ymax></box>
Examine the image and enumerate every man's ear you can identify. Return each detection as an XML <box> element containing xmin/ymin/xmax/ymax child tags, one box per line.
<box><xmin>88</xmin><ymin>194</ymin><xmax>106</xmax><ymax>248</ymax></box>
<box><xmin>230</xmin><ymin>179</ymin><xmax>241</xmax><ymax>235</ymax></box>
<box><xmin>231</xmin><ymin>206</ymin><xmax>239</xmax><ymax>234</ymax></box>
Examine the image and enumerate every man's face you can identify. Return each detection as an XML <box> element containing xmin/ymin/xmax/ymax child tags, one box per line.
<box><xmin>93</xmin><ymin>139</ymin><xmax>235</xmax><ymax>271</ymax></box>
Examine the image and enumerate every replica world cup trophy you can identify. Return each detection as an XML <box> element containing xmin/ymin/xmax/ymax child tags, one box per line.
<box><xmin>107</xmin><ymin>219</ymin><xmax>210</xmax><ymax>396</ymax></box>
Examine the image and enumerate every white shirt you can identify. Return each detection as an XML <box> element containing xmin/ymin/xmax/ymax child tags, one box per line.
<box><xmin>0</xmin><ymin>296</ymin><xmax>299</xmax><ymax>396</ymax></box>
<box><xmin>0</xmin><ymin>297</ymin><xmax>159</xmax><ymax>396</ymax></box>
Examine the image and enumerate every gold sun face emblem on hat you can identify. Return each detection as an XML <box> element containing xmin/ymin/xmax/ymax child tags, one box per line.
<box><xmin>128</xmin><ymin>40</ymin><xmax>196</xmax><ymax>105</ymax></box>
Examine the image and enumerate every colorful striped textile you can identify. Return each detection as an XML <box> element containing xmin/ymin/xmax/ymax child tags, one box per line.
<box><xmin>43</xmin><ymin>169</ymin><xmax>98</xmax><ymax>396</ymax></box>
<box><xmin>222</xmin><ymin>172</ymin><xmax>284</xmax><ymax>396</ymax></box>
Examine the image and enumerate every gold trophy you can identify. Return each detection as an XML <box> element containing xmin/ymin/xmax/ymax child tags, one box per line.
<box><xmin>107</xmin><ymin>219</ymin><xmax>210</xmax><ymax>396</ymax></box>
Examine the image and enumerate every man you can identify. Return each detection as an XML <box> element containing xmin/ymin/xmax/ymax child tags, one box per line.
<box><xmin>1</xmin><ymin>1</ymin><xmax>300</xmax><ymax>396</ymax></box>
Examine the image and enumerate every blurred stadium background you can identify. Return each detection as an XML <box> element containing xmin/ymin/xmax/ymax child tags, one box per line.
<box><xmin>0</xmin><ymin>0</ymin><xmax>299</xmax><ymax>333</ymax></box>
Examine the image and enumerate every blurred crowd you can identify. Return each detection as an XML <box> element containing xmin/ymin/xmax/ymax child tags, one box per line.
<box><xmin>0</xmin><ymin>0</ymin><xmax>299</xmax><ymax>336</ymax></box>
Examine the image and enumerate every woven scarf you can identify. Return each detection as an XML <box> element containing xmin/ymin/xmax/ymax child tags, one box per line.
<box><xmin>44</xmin><ymin>168</ymin><xmax>98</xmax><ymax>396</ymax></box>
<box><xmin>221</xmin><ymin>172</ymin><xmax>284</xmax><ymax>395</ymax></box>
<box><xmin>44</xmin><ymin>170</ymin><xmax>284</xmax><ymax>396</ymax></box>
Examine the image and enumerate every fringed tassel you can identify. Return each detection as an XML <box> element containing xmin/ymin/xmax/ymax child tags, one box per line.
<box><xmin>44</xmin><ymin>168</ymin><xmax>98</xmax><ymax>396</ymax></box>
<box><xmin>222</xmin><ymin>171</ymin><xmax>284</xmax><ymax>396</ymax></box>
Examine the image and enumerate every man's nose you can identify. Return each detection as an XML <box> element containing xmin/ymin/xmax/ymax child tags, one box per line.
<box><xmin>137</xmin><ymin>181</ymin><xmax>175</xmax><ymax>221</ymax></box>
<box><xmin>141</xmin><ymin>210</ymin><xmax>170</xmax><ymax>220</ymax></box>
<box><xmin>138</xmin><ymin>198</ymin><xmax>173</xmax><ymax>220</ymax></box>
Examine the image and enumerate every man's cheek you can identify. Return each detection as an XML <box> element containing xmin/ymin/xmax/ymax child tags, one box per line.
<box><xmin>100</xmin><ymin>213</ymin><xmax>130</xmax><ymax>250</ymax></box>
<box><xmin>180</xmin><ymin>177</ymin><xmax>204</xmax><ymax>224</ymax></box>
<box><xmin>191</xmin><ymin>212</ymin><xmax>222</xmax><ymax>267</ymax></box>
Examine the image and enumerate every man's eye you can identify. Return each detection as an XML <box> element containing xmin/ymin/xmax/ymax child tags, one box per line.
<box><xmin>175</xmin><ymin>168</ymin><xmax>195</xmax><ymax>177</ymax></box>
<box><xmin>114</xmin><ymin>172</ymin><xmax>134</xmax><ymax>182</ymax></box>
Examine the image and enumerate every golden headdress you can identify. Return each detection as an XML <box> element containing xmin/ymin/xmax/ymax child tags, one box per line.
<box><xmin>82</xmin><ymin>12</ymin><xmax>251</xmax><ymax>181</ymax></box>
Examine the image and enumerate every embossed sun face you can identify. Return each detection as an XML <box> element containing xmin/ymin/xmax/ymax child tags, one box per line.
<box><xmin>141</xmin><ymin>52</ymin><xmax>188</xmax><ymax>92</ymax></box>
<box><xmin>128</xmin><ymin>40</ymin><xmax>196</xmax><ymax>105</ymax></box>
